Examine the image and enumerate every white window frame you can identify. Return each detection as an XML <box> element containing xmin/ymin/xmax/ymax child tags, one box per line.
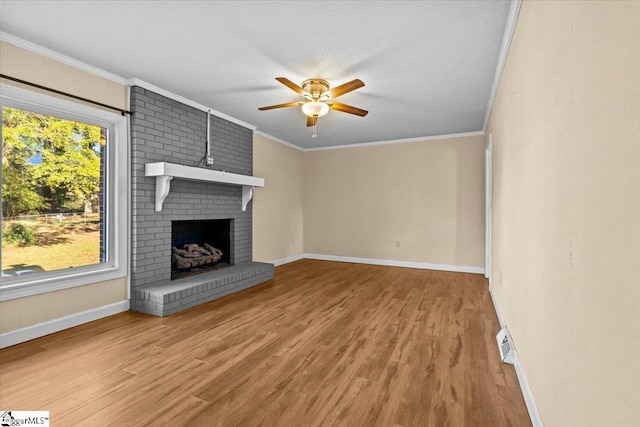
<box><xmin>0</xmin><ymin>84</ymin><xmax>128</xmax><ymax>301</ymax></box>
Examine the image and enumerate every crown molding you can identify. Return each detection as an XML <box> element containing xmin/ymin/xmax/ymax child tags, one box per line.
<box><xmin>304</xmin><ymin>131</ymin><xmax>485</xmax><ymax>152</ymax></box>
<box><xmin>254</xmin><ymin>130</ymin><xmax>305</xmax><ymax>152</ymax></box>
<box><xmin>0</xmin><ymin>31</ymin><xmax>128</xmax><ymax>85</ymax></box>
<box><xmin>0</xmin><ymin>32</ymin><xmax>256</xmax><ymax>132</ymax></box>
<box><xmin>255</xmin><ymin>130</ymin><xmax>485</xmax><ymax>153</ymax></box>
<box><xmin>127</xmin><ymin>78</ymin><xmax>256</xmax><ymax>131</ymax></box>
<box><xmin>482</xmin><ymin>0</ymin><xmax>522</xmax><ymax>132</ymax></box>
<box><xmin>2</xmin><ymin>30</ymin><xmax>497</xmax><ymax>148</ymax></box>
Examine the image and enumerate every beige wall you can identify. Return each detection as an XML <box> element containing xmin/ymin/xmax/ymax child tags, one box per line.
<box><xmin>254</xmin><ymin>132</ymin><xmax>486</xmax><ymax>269</ymax></box>
<box><xmin>487</xmin><ymin>1</ymin><xmax>640</xmax><ymax>426</ymax></box>
<box><xmin>0</xmin><ymin>41</ymin><xmax>129</xmax><ymax>334</ymax></box>
<box><xmin>252</xmin><ymin>133</ymin><xmax>304</xmax><ymax>263</ymax></box>
<box><xmin>0</xmin><ymin>41</ymin><xmax>126</xmax><ymax>110</ymax></box>
<box><xmin>303</xmin><ymin>135</ymin><xmax>486</xmax><ymax>268</ymax></box>
<box><xmin>0</xmin><ymin>278</ymin><xmax>128</xmax><ymax>333</ymax></box>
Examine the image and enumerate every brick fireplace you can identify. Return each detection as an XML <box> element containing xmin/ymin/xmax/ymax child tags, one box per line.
<box><xmin>129</xmin><ymin>86</ymin><xmax>273</xmax><ymax>317</ymax></box>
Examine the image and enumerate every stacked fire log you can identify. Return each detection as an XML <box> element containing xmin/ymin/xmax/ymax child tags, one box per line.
<box><xmin>172</xmin><ymin>243</ymin><xmax>223</xmax><ymax>269</ymax></box>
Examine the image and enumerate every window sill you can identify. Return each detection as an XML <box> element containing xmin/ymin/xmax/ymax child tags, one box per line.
<box><xmin>0</xmin><ymin>264</ymin><xmax>127</xmax><ymax>302</ymax></box>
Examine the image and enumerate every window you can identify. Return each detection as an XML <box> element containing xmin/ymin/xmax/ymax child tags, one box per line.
<box><xmin>0</xmin><ymin>84</ymin><xmax>128</xmax><ymax>301</ymax></box>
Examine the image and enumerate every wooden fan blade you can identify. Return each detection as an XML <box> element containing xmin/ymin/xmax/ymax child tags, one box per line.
<box><xmin>329</xmin><ymin>101</ymin><xmax>368</xmax><ymax>117</ymax></box>
<box><xmin>324</xmin><ymin>79</ymin><xmax>365</xmax><ymax>99</ymax></box>
<box><xmin>275</xmin><ymin>77</ymin><xmax>308</xmax><ymax>97</ymax></box>
<box><xmin>306</xmin><ymin>116</ymin><xmax>317</xmax><ymax>127</ymax></box>
<box><xmin>258</xmin><ymin>102</ymin><xmax>301</xmax><ymax>111</ymax></box>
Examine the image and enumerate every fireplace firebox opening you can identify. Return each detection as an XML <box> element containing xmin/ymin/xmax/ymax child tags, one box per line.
<box><xmin>171</xmin><ymin>219</ymin><xmax>233</xmax><ymax>280</ymax></box>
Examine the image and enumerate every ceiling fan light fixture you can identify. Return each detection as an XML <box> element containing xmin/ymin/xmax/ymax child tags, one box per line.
<box><xmin>258</xmin><ymin>77</ymin><xmax>367</xmax><ymax>127</ymax></box>
<box><xmin>301</xmin><ymin>101</ymin><xmax>330</xmax><ymax>118</ymax></box>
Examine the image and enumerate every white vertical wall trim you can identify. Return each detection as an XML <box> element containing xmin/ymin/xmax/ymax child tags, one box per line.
<box><xmin>485</xmin><ymin>135</ymin><xmax>493</xmax><ymax>279</ymax></box>
<box><xmin>489</xmin><ymin>287</ymin><xmax>544</xmax><ymax>427</ymax></box>
<box><xmin>0</xmin><ymin>300</ymin><xmax>130</xmax><ymax>349</ymax></box>
<box><xmin>482</xmin><ymin>0</ymin><xmax>523</xmax><ymax>132</ymax></box>
<box><xmin>126</xmin><ymin>85</ymin><xmax>132</xmax><ymax>300</ymax></box>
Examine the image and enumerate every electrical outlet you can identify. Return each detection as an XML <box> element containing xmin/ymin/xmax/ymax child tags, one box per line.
<box><xmin>396</xmin><ymin>241</ymin><xmax>400</xmax><ymax>248</ymax></box>
<box><xmin>206</xmin><ymin>155</ymin><xmax>214</xmax><ymax>166</ymax></box>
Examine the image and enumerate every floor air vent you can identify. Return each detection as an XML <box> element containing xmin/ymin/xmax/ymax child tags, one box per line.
<box><xmin>496</xmin><ymin>327</ymin><xmax>515</xmax><ymax>364</ymax></box>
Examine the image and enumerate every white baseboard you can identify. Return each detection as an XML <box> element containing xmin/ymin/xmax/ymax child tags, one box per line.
<box><xmin>271</xmin><ymin>253</ymin><xmax>306</xmax><ymax>267</ymax></box>
<box><xmin>489</xmin><ymin>286</ymin><xmax>507</xmax><ymax>328</ymax></box>
<box><xmin>488</xmin><ymin>287</ymin><xmax>544</xmax><ymax>427</ymax></box>
<box><xmin>0</xmin><ymin>300</ymin><xmax>130</xmax><ymax>349</ymax></box>
<box><xmin>513</xmin><ymin>350</ymin><xmax>544</xmax><ymax>427</ymax></box>
<box><xmin>304</xmin><ymin>253</ymin><xmax>485</xmax><ymax>274</ymax></box>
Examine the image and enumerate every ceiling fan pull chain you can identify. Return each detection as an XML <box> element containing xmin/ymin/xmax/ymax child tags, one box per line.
<box><xmin>312</xmin><ymin>121</ymin><xmax>317</xmax><ymax>138</ymax></box>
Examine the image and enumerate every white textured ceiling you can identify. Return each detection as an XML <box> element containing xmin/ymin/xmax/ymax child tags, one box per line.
<box><xmin>0</xmin><ymin>1</ymin><xmax>513</xmax><ymax>149</ymax></box>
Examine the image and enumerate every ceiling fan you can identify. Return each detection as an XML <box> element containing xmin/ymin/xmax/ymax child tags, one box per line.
<box><xmin>258</xmin><ymin>77</ymin><xmax>368</xmax><ymax>135</ymax></box>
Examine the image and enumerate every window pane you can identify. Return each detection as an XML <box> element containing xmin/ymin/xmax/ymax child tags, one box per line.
<box><xmin>1</xmin><ymin>107</ymin><xmax>106</xmax><ymax>277</ymax></box>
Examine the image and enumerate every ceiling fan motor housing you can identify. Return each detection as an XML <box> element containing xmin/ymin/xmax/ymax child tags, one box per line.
<box><xmin>302</xmin><ymin>79</ymin><xmax>330</xmax><ymax>100</ymax></box>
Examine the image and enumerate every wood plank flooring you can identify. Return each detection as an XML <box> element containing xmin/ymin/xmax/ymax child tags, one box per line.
<box><xmin>0</xmin><ymin>260</ymin><xmax>531</xmax><ymax>426</ymax></box>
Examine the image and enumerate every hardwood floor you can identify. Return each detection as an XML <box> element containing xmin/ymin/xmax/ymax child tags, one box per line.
<box><xmin>0</xmin><ymin>260</ymin><xmax>531</xmax><ymax>426</ymax></box>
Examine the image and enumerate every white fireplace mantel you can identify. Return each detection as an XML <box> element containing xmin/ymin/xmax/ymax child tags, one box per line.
<box><xmin>144</xmin><ymin>162</ymin><xmax>265</xmax><ymax>212</ymax></box>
